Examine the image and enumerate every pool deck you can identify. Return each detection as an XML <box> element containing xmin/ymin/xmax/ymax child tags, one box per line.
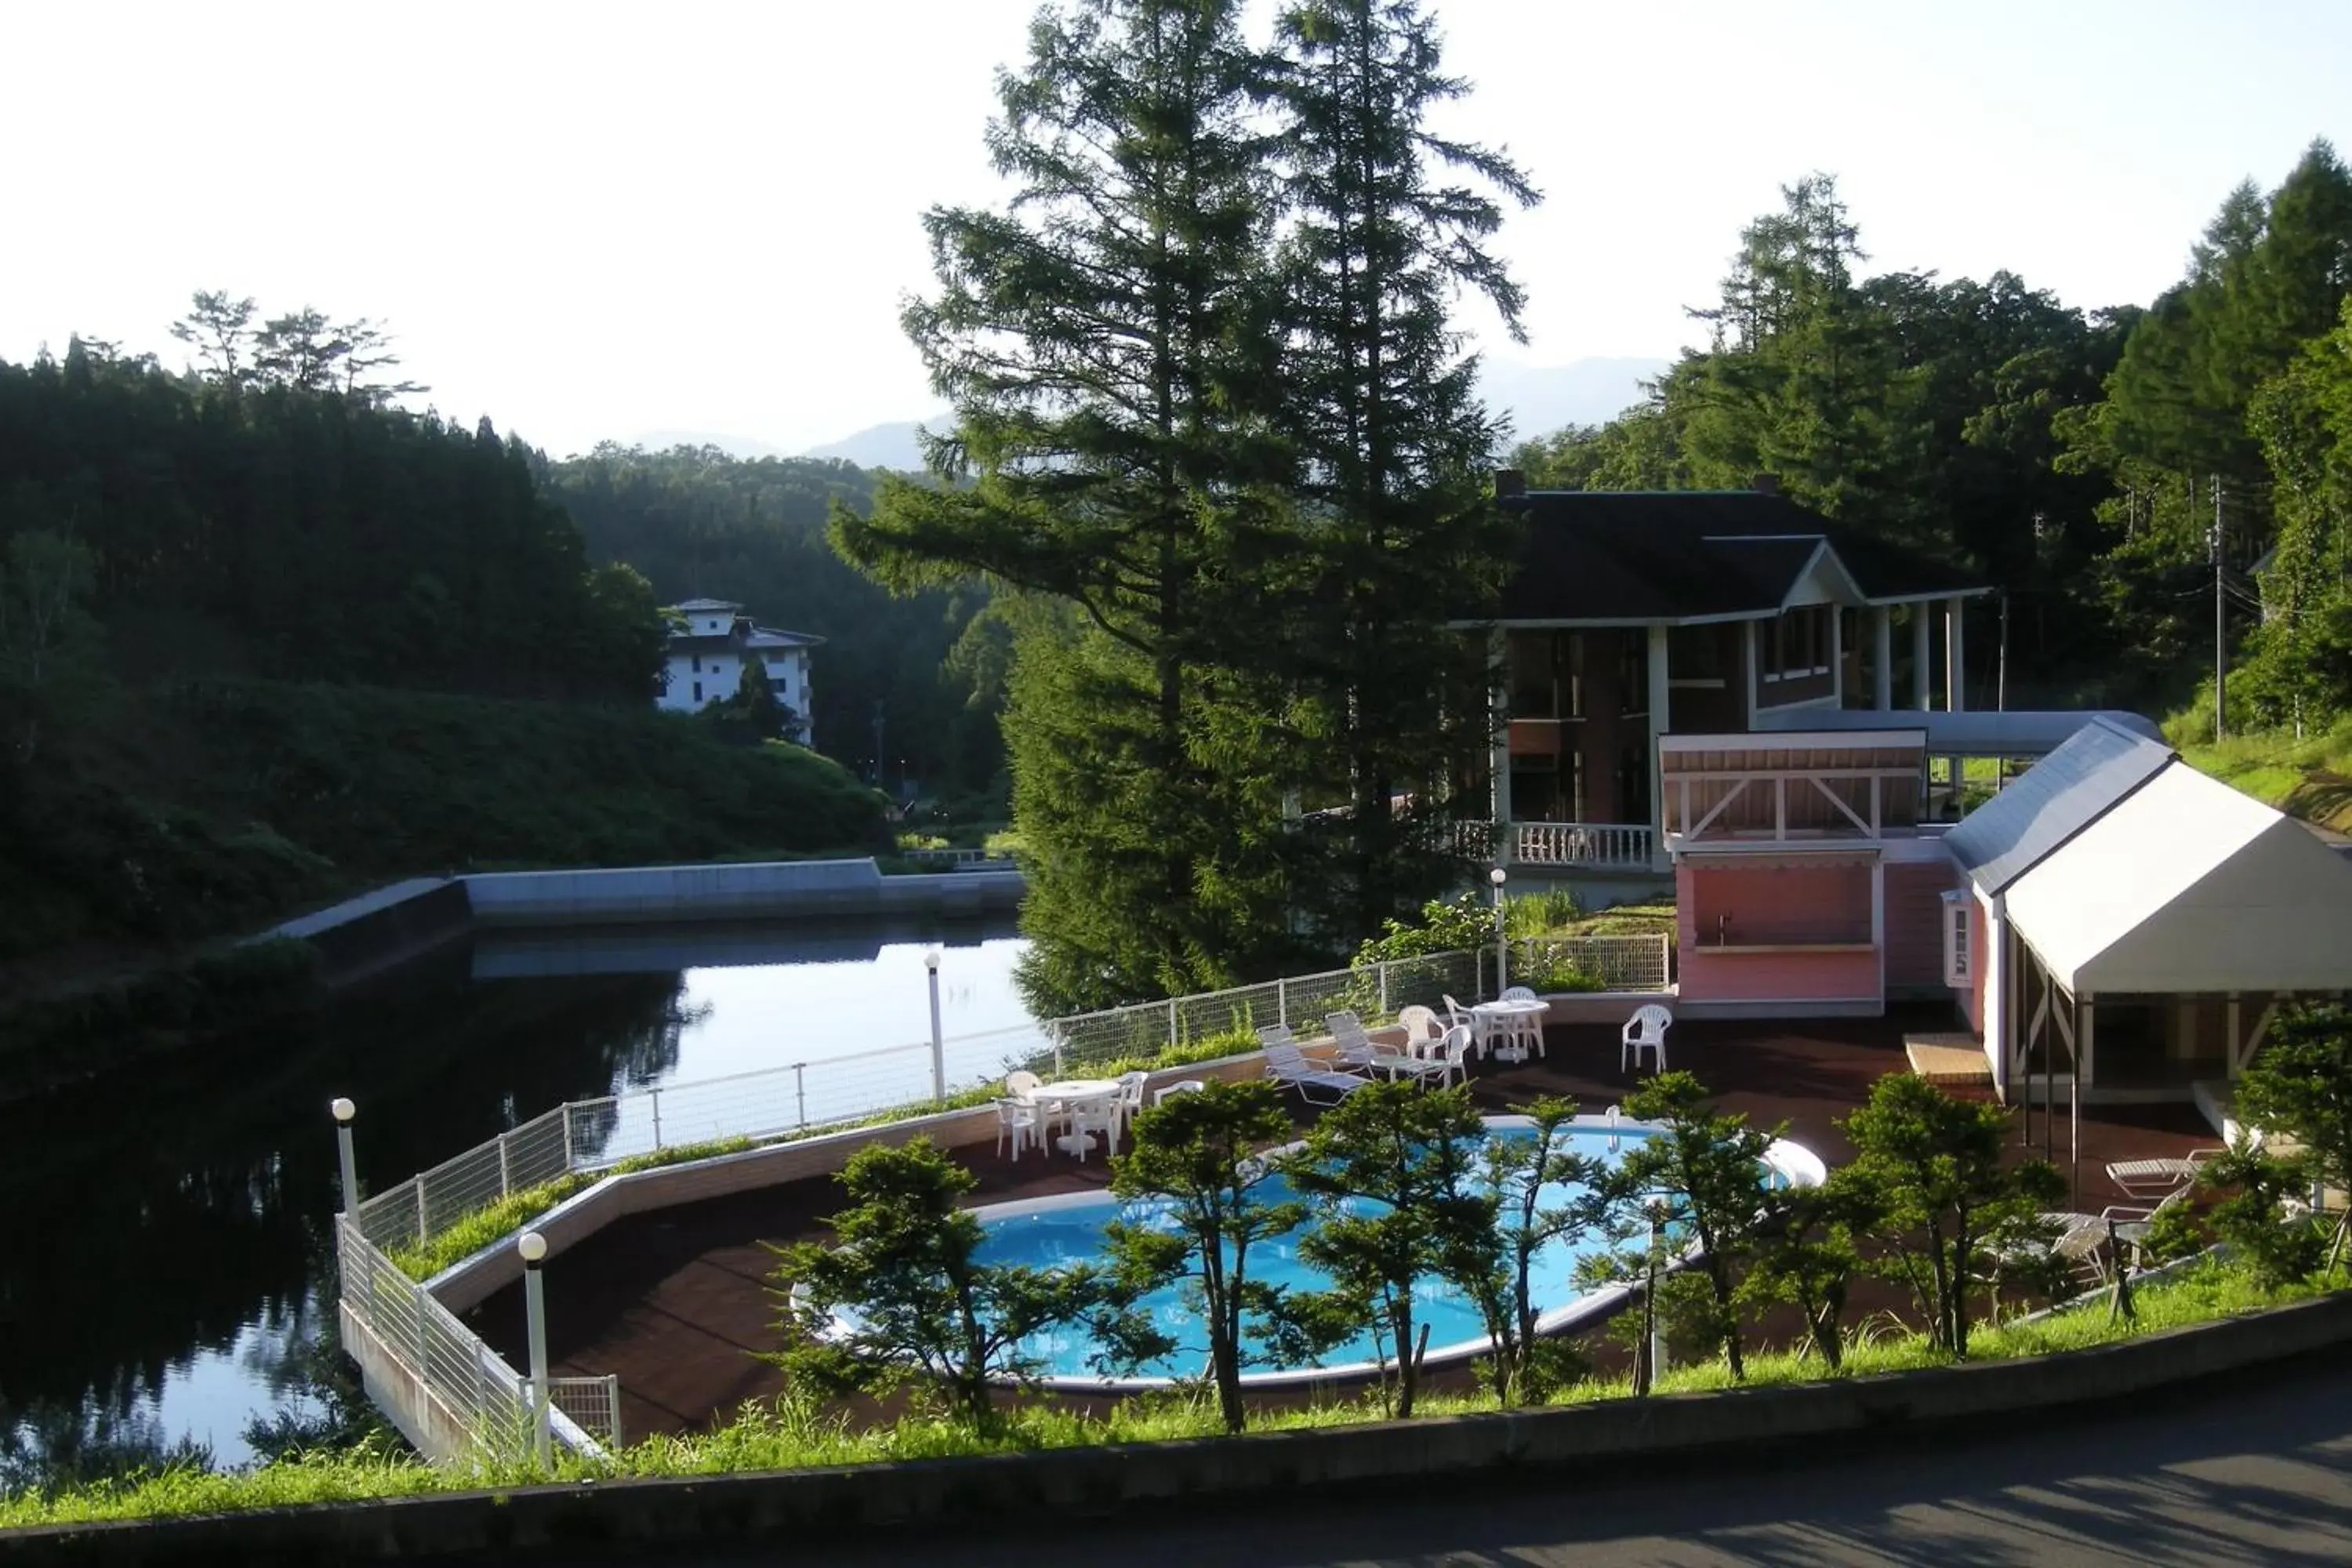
<box><xmin>460</xmin><ymin>1004</ymin><xmax>2217</xmax><ymax>1442</ymax></box>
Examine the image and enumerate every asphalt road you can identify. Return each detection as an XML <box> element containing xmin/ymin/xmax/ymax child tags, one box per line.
<box><xmin>487</xmin><ymin>1345</ymin><xmax>2352</xmax><ymax>1566</ymax></box>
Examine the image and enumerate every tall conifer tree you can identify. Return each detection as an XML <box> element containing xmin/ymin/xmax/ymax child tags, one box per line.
<box><xmin>832</xmin><ymin>0</ymin><xmax>1294</xmax><ymax>1011</ymax></box>
<box><xmin>1265</xmin><ymin>0</ymin><xmax>1534</xmax><ymax>942</ymax></box>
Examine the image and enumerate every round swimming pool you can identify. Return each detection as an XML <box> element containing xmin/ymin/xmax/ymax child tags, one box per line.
<box><xmin>964</xmin><ymin>1114</ymin><xmax>1825</xmax><ymax>1389</ymax></box>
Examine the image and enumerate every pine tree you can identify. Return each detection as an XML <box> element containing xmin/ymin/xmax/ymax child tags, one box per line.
<box><xmin>1266</xmin><ymin>0</ymin><xmax>1534</xmax><ymax>943</ymax></box>
<box><xmin>830</xmin><ymin>0</ymin><xmax>1294</xmax><ymax>1011</ymax></box>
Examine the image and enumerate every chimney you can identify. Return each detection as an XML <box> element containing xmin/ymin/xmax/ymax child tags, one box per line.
<box><xmin>1751</xmin><ymin>472</ymin><xmax>1780</xmax><ymax>497</ymax></box>
<box><xmin>1494</xmin><ymin>467</ymin><xmax>1527</xmax><ymax>505</ymax></box>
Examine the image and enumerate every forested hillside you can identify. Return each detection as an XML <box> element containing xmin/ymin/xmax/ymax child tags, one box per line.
<box><xmin>549</xmin><ymin>444</ymin><xmax>1007</xmax><ymax>807</ymax></box>
<box><xmin>0</xmin><ymin>317</ymin><xmax>889</xmax><ymax>980</ymax></box>
<box><xmin>1514</xmin><ymin>144</ymin><xmax>2352</xmax><ymax>721</ymax></box>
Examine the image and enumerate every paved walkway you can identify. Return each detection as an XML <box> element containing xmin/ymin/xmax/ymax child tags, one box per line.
<box><xmin>474</xmin><ymin>1341</ymin><xmax>2352</xmax><ymax>1566</ymax></box>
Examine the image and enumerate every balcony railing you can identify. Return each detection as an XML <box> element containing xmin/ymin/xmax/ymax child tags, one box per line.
<box><xmin>1512</xmin><ymin>821</ymin><xmax>1656</xmax><ymax>869</ymax></box>
<box><xmin>1442</xmin><ymin>820</ymin><xmax>1657</xmax><ymax>869</ymax></box>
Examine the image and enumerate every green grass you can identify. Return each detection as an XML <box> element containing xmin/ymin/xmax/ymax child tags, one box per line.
<box><xmin>387</xmin><ymin>1138</ymin><xmax>759</xmax><ymax>1279</ymax></box>
<box><xmin>6</xmin><ymin>1257</ymin><xmax>2336</xmax><ymax>1528</ymax></box>
<box><xmin>2</xmin><ymin>677</ymin><xmax>895</xmax><ymax>975</ymax></box>
<box><xmin>2173</xmin><ymin>714</ymin><xmax>2352</xmax><ymax>833</ymax></box>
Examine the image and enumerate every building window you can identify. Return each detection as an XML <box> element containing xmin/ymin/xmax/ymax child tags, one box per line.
<box><xmin>1618</xmin><ymin>633</ymin><xmax>1648</xmax><ymax>717</ymax></box>
<box><xmin>1941</xmin><ymin>889</ymin><xmax>1973</xmax><ymax>988</ymax></box>
<box><xmin>692</xmin><ymin>681</ymin><xmax>703</xmax><ymax>702</ymax></box>
<box><xmin>1759</xmin><ymin>605</ymin><xmax>1831</xmax><ymax>682</ymax></box>
<box><xmin>691</xmin><ymin>655</ymin><xmax>700</xmax><ymax>673</ymax></box>
<box><xmin>1508</xmin><ymin>632</ymin><xmax>1584</xmax><ymax>720</ymax></box>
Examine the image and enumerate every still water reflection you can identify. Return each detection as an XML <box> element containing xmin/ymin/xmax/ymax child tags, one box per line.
<box><xmin>0</xmin><ymin>915</ymin><xmax>1029</xmax><ymax>1475</ymax></box>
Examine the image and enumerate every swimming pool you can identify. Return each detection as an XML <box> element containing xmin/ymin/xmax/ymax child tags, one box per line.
<box><xmin>964</xmin><ymin>1114</ymin><xmax>1825</xmax><ymax>1389</ymax></box>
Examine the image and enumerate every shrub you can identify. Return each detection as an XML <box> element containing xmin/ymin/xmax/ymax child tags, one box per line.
<box><xmin>1352</xmin><ymin>892</ymin><xmax>1490</xmax><ymax>967</ymax></box>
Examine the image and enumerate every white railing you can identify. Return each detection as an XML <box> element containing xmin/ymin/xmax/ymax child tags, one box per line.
<box><xmin>337</xmin><ymin>947</ymin><xmax>1494</xmax><ymax>1465</ymax></box>
<box><xmin>1510</xmin><ymin>821</ymin><xmax>1657</xmax><ymax>869</ymax></box>
<box><xmin>898</xmin><ymin>847</ymin><xmax>1011</xmax><ymax>870</ymax></box>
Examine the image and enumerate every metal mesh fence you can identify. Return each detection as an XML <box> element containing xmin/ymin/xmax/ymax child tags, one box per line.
<box><xmin>550</xmin><ymin>1376</ymin><xmax>623</xmax><ymax>1448</ymax></box>
<box><xmin>1514</xmin><ymin>933</ymin><xmax>1671</xmax><ymax>992</ymax></box>
<box><xmin>337</xmin><ymin>946</ymin><xmax>1497</xmax><ymax>1467</ymax></box>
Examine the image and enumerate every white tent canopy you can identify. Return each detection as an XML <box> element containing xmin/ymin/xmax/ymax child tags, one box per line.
<box><xmin>2005</xmin><ymin>762</ymin><xmax>2352</xmax><ymax>995</ymax></box>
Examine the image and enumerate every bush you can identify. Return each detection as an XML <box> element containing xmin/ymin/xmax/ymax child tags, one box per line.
<box><xmin>1352</xmin><ymin>892</ymin><xmax>1490</xmax><ymax>967</ymax></box>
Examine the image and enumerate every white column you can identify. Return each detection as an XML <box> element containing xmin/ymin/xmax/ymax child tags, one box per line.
<box><xmin>1488</xmin><ymin>626</ymin><xmax>1512</xmax><ymax>829</ymax></box>
<box><xmin>1984</xmin><ymin>895</ymin><xmax>2006</xmax><ymax>1093</ymax></box>
<box><xmin>1911</xmin><ymin>605</ymin><xmax>1932</xmax><ymax>711</ymax></box>
<box><xmin>2079</xmin><ymin>996</ymin><xmax>2096</xmax><ymax>1088</ymax></box>
<box><xmin>1872</xmin><ymin>606</ymin><xmax>1893</xmax><ymax>712</ymax></box>
<box><xmin>1945</xmin><ymin>595</ymin><xmax>1968</xmax><ymax>712</ymax></box>
<box><xmin>1646</xmin><ymin>623</ymin><xmax>1670</xmax><ymax>852</ymax></box>
<box><xmin>1871</xmin><ymin>862</ymin><xmax>1886</xmax><ymax>1013</ymax></box>
<box><xmin>1829</xmin><ymin>608</ymin><xmax>1846</xmax><ymax>706</ymax></box>
<box><xmin>1742</xmin><ymin>620</ymin><xmax>1760</xmax><ymax>726</ymax></box>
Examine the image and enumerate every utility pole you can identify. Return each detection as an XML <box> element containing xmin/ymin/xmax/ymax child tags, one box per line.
<box><xmin>2212</xmin><ymin>474</ymin><xmax>2227</xmax><ymax>741</ymax></box>
<box><xmin>871</xmin><ymin>700</ymin><xmax>887</xmax><ymax>788</ymax></box>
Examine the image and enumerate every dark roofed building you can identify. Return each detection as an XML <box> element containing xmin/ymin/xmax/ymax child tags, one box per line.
<box><xmin>1462</xmin><ymin>478</ymin><xmax>2111</xmax><ymax>886</ymax></box>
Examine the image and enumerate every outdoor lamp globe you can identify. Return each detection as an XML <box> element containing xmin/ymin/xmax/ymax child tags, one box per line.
<box><xmin>517</xmin><ymin>1230</ymin><xmax>549</xmax><ymax>1265</ymax></box>
<box><xmin>329</xmin><ymin>1097</ymin><xmax>356</xmax><ymax>1123</ymax></box>
<box><xmin>925</xmin><ymin>949</ymin><xmax>941</xmax><ymax>972</ymax></box>
<box><xmin>1489</xmin><ymin>867</ymin><xmax>1508</xmax><ymax>888</ymax></box>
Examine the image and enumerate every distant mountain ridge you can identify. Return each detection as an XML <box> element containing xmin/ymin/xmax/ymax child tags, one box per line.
<box><xmin>623</xmin><ymin>357</ymin><xmax>1672</xmax><ymax>475</ymax></box>
<box><xmin>800</xmin><ymin>418</ymin><xmax>949</xmax><ymax>471</ymax></box>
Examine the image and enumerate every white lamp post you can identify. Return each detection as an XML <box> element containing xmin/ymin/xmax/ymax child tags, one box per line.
<box><xmin>329</xmin><ymin>1097</ymin><xmax>360</xmax><ymax>1215</ymax></box>
<box><xmin>925</xmin><ymin>949</ymin><xmax>946</xmax><ymax>1105</ymax></box>
<box><xmin>1489</xmin><ymin>866</ymin><xmax>1509</xmax><ymax>995</ymax></box>
<box><xmin>518</xmin><ymin>1229</ymin><xmax>552</xmax><ymax>1467</ymax></box>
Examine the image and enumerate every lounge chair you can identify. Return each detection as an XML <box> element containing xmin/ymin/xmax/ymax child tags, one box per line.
<box><xmin>1327</xmin><ymin>1011</ymin><xmax>1449</xmax><ymax>1087</ymax></box>
<box><xmin>1261</xmin><ymin>1033</ymin><xmax>1369</xmax><ymax>1105</ymax></box>
<box><xmin>2105</xmin><ymin>1146</ymin><xmax>2227</xmax><ymax>1199</ymax></box>
<box><xmin>1152</xmin><ymin>1078</ymin><xmax>1207</xmax><ymax>1105</ymax></box>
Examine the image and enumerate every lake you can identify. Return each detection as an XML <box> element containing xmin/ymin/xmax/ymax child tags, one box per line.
<box><xmin>0</xmin><ymin>914</ymin><xmax>1031</xmax><ymax>1475</ymax></box>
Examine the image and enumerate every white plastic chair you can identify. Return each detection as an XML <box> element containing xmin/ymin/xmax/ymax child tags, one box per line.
<box><xmin>996</xmin><ymin>1097</ymin><xmax>1042</xmax><ymax>1161</ymax></box>
<box><xmin>1621</xmin><ymin>1004</ymin><xmax>1672</xmax><ymax>1073</ymax></box>
<box><xmin>1501</xmin><ymin>985</ymin><xmax>1538</xmax><ymax>1002</ymax></box>
<box><xmin>1062</xmin><ymin>1099</ymin><xmax>1122</xmax><ymax>1162</ymax></box>
<box><xmin>1428</xmin><ymin>1025</ymin><xmax>1473</xmax><ymax>1089</ymax></box>
<box><xmin>1006</xmin><ymin>1069</ymin><xmax>1043</xmax><ymax>1098</ymax></box>
<box><xmin>1114</xmin><ymin>1069</ymin><xmax>1149</xmax><ymax>1131</ymax></box>
<box><xmin>1397</xmin><ymin>1004</ymin><xmax>1445</xmax><ymax>1056</ymax></box>
<box><xmin>1153</xmin><ymin>1078</ymin><xmax>1207</xmax><ymax>1105</ymax></box>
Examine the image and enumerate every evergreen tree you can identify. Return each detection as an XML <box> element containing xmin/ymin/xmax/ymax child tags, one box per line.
<box><xmin>832</xmin><ymin>0</ymin><xmax>1294</xmax><ymax>1011</ymax></box>
<box><xmin>1266</xmin><ymin>0</ymin><xmax>1535</xmax><ymax>944</ymax></box>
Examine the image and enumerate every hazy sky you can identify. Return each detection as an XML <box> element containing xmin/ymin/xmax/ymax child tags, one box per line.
<box><xmin>5</xmin><ymin>0</ymin><xmax>2347</xmax><ymax>458</ymax></box>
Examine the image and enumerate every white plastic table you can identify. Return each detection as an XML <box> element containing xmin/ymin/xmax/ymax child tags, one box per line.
<box><xmin>1470</xmin><ymin>998</ymin><xmax>1548</xmax><ymax>1063</ymax></box>
<box><xmin>1032</xmin><ymin>1079</ymin><xmax>1123</xmax><ymax>1156</ymax></box>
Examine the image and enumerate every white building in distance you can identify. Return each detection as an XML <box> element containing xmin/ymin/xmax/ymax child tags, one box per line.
<box><xmin>659</xmin><ymin>598</ymin><xmax>820</xmax><ymax>743</ymax></box>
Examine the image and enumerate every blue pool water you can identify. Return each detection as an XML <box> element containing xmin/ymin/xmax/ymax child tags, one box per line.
<box><xmin>971</xmin><ymin>1125</ymin><xmax>1661</xmax><ymax>1381</ymax></box>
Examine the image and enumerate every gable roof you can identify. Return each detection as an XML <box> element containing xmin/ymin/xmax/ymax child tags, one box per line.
<box><xmin>673</xmin><ymin>597</ymin><xmax>743</xmax><ymax>613</ymax></box>
<box><xmin>1490</xmin><ymin>491</ymin><xmax>1985</xmax><ymax>623</ymax></box>
<box><xmin>2005</xmin><ymin>760</ymin><xmax>2352</xmax><ymax>993</ymax></box>
<box><xmin>1944</xmin><ymin>717</ymin><xmax>2176</xmax><ymax>895</ymax></box>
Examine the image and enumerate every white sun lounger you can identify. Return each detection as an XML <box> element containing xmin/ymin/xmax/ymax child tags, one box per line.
<box><xmin>2104</xmin><ymin>1147</ymin><xmax>2225</xmax><ymax>1199</ymax></box>
<box><xmin>1259</xmin><ymin>1028</ymin><xmax>1368</xmax><ymax>1105</ymax></box>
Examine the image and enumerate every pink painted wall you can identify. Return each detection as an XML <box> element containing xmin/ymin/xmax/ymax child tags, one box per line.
<box><xmin>1963</xmin><ymin>898</ymin><xmax>1989</xmax><ymax>1034</ymax></box>
<box><xmin>1675</xmin><ymin>859</ymin><xmax>1879</xmax><ymax>1004</ymax></box>
<box><xmin>1679</xmin><ymin>946</ymin><xmax>1880</xmax><ymax>1003</ymax></box>
<box><xmin>1679</xmin><ymin>861</ymin><xmax>1871</xmax><ymax>947</ymax></box>
<box><xmin>1884</xmin><ymin>861</ymin><xmax>1960</xmax><ymax>989</ymax></box>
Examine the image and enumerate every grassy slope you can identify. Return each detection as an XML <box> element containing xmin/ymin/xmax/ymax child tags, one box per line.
<box><xmin>0</xmin><ymin>678</ymin><xmax>893</xmax><ymax>982</ymax></box>
<box><xmin>0</xmin><ymin>1258</ymin><xmax>2332</xmax><ymax>1528</ymax></box>
<box><xmin>2172</xmin><ymin>716</ymin><xmax>2352</xmax><ymax>833</ymax></box>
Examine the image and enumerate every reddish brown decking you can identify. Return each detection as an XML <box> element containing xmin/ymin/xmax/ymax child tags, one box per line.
<box><xmin>461</xmin><ymin>1004</ymin><xmax>2217</xmax><ymax>1443</ymax></box>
